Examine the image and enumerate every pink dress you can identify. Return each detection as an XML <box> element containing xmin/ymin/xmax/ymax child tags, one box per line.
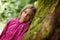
<box><xmin>0</xmin><ymin>18</ymin><xmax>29</xmax><ymax>40</ymax></box>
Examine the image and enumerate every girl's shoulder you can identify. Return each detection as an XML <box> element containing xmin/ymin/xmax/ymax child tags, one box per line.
<box><xmin>8</xmin><ymin>18</ymin><xmax>18</xmax><ymax>22</ymax></box>
<box><xmin>6</xmin><ymin>18</ymin><xmax>19</xmax><ymax>25</ymax></box>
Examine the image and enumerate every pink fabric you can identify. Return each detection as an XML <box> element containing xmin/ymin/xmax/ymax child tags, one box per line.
<box><xmin>0</xmin><ymin>18</ymin><xmax>29</xmax><ymax>40</ymax></box>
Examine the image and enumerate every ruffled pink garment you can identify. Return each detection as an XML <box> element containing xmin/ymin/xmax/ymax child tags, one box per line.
<box><xmin>0</xmin><ymin>18</ymin><xmax>29</xmax><ymax>40</ymax></box>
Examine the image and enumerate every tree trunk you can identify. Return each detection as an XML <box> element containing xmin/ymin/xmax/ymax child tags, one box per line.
<box><xmin>23</xmin><ymin>0</ymin><xmax>59</xmax><ymax>40</ymax></box>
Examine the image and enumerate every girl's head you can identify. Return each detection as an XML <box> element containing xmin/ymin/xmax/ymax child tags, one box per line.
<box><xmin>18</xmin><ymin>4</ymin><xmax>36</xmax><ymax>24</ymax></box>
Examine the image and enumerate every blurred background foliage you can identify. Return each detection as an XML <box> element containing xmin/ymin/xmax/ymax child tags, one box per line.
<box><xmin>0</xmin><ymin>0</ymin><xmax>37</xmax><ymax>22</ymax></box>
<box><xmin>0</xmin><ymin>0</ymin><xmax>37</xmax><ymax>29</ymax></box>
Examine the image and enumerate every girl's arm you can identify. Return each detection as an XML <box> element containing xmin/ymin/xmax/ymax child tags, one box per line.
<box><xmin>17</xmin><ymin>24</ymin><xmax>29</xmax><ymax>40</ymax></box>
<box><xmin>0</xmin><ymin>18</ymin><xmax>19</xmax><ymax>40</ymax></box>
<box><xmin>0</xmin><ymin>19</ymin><xmax>14</xmax><ymax>38</ymax></box>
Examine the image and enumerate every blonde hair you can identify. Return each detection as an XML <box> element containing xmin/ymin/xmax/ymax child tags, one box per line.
<box><xmin>18</xmin><ymin>4</ymin><xmax>37</xmax><ymax>24</ymax></box>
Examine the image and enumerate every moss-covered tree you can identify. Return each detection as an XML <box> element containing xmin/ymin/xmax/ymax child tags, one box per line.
<box><xmin>23</xmin><ymin>0</ymin><xmax>59</xmax><ymax>40</ymax></box>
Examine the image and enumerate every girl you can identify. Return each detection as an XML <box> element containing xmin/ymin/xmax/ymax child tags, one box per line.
<box><xmin>0</xmin><ymin>4</ymin><xmax>36</xmax><ymax>40</ymax></box>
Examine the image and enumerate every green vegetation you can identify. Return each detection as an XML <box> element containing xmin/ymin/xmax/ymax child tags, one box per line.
<box><xmin>0</xmin><ymin>0</ymin><xmax>36</xmax><ymax>22</ymax></box>
<box><xmin>23</xmin><ymin>0</ymin><xmax>59</xmax><ymax>40</ymax></box>
<box><xmin>0</xmin><ymin>0</ymin><xmax>36</xmax><ymax>29</ymax></box>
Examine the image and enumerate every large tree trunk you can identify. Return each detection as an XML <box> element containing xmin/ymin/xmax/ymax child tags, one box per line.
<box><xmin>23</xmin><ymin>0</ymin><xmax>59</xmax><ymax>40</ymax></box>
<box><xmin>46</xmin><ymin>4</ymin><xmax>60</xmax><ymax>40</ymax></box>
